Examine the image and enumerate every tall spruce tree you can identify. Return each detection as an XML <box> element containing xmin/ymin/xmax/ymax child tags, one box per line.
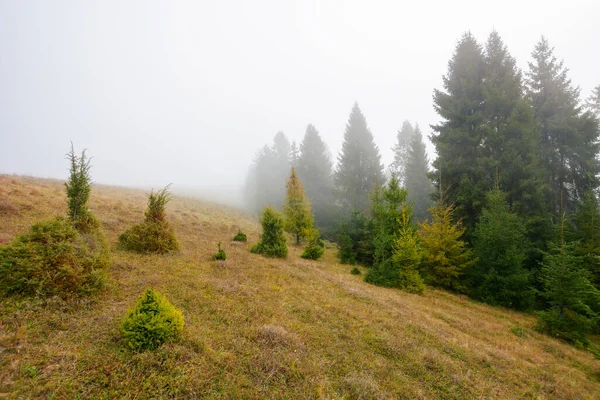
<box><xmin>404</xmin><ymin>125</ymin><xmax>433</xmax><ymax>222</ymax></box>
<box><xmin>526</xmin><ymin>37</ymin><xmax>600</xmax><ymax>215</ymax></box>
<box><xmin>283</xmin><ymin>168</ymin><xmax>314</xmax><ymax>245</ymax></box>
<box><xmin>472</xmin><ymin>189</ymin><xmax>535</xmax><ymax>310</ymax></box>
<box><xmin>430</xmin><ymin>32</ymin><xmax>487</xmax><ymax>233</ymax></box>
<box><xmin>289</xmin><ymin>140</ymin><xmax>300</xmax><ymax>168</ymax></box>
<box><xmin>296</xmin><ymin>124</ymin><xmax>335</xmax><ymax>231</ymax></box>
<box><xmin>334</xmin><ymin>103</ymin><xmax>384</xmax><ymax>213</ymax></box>
<box><xmin>391</xmin><ymin>120</ymin><xmax>415</xmax><ymax>185</ymax></box>
<box><xmin>432</xmin><ymin>31</ymin><xmax>544</xmax><ymax>238</ymax></box>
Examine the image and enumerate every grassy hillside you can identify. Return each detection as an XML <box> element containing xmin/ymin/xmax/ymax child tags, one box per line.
<box><xmin>0</xmin><ymin>174</ymin><xmax>599</xmax><ymax>399</ymax></box>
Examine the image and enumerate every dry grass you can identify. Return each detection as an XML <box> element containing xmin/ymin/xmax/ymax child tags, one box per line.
<box><xmin>0</xmin><ymin>174</ymin><xmax>599</xmax><ymax>399</ymax></box>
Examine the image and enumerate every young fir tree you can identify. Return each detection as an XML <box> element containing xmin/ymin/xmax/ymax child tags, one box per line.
<box><xmin>296</xmin><ymin>124</ymin><xmax>335</xmax><ymax>233</ymax></box>
<box><xmin>472</xmin><ymin>189</ymin><xmax>535</xmax><ymax>310</ymax></box>
<box><xmin>404</xmin><ymin>125</ymin><xmax>433</xmax><ymax>223</ymax></box>
<box><xmin>419</xmin><ymin>201</ymin><xmax>474</xmax><ymax>292</ymax></box>
<box><xmin>366</xmin><ymin>201</ymin><xmax>424</xmax><ymax>294</ymax></box>
<box><xmin>251</xmin><ymin>207</ymin><xmax>288</xmax><ymax>258</ymax></box>
<box><xmin>537</xmin><ymin>215</ymin><xmax>600</xmax><ymax>346</ymax></box>
<box><xmin>371</xmin><ymin>173</ymin><xmax>408</xmax><ymax>267</ymax></box>
<box><xmin>65</xmin><ymin>143</ymin><xmax>99</xmax><ymax>233</ymax></box>
<box><xmin>391</xmin><ymin>120</ymin><xmax>415</xmax><ymax>185</ymax></box>
<box><xmin>336</xmin><ymin>211</ymin><xmax>375</xmax><ymax>266</ymax></box>
<box><xmin>283</xmin><ymin>168</ymin><xmax>315</xmax><ymax>245</ymax></box>
<box><xmin>526</xmin><ymin>37</ymin><xmax>600</xmax><ymax>215</ymax></box>
<box><xmin>334</xmin><ymin>103</ymin><xmax>384</xmax><ymax>213</ymax></box>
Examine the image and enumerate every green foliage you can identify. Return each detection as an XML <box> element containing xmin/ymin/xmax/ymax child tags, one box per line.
<box><xmin>65</xmin><ymin>143</ymin><xmax>99</xmax><ymax>233</ymax></box>
<box><xmin>419</xmin><ymin>202</ymin><xmax>474</xmax><ymax>292</ymax></box>
<box><xmin>366</xmin><ymin>205</ymin><xmax>424</xmax><ymax>294</ymax></box>
<box><xmin>251</xmin><ymin>207</ymin><xmax>288</xmax><ymax>258</ymax></box>
<box><xmin>570</xmin><ymin>191</ymin><xmax>600</xmax><ymax>285</ymax></box>
<box><xmin>473</xmin><ymin>190</ymin><xmax>535</xmax><ymax>310</ymax></box>
<box><xmin>283</xmin><ymin>168</ymin><xmax>314</xmax><ymax>245</ymax></box>
<box><xmin>233</xmin><ymin>230</ymin><xmax>247</xmax><ymax>242</ymax></box>
<box><xmin>0</xmin><ymin>217</ymin><xmax>108</xmax><ymax>298</ymax></box>
<box><xmin>511</xmin><ymin>326</ymin><xmax>527</xmax><ymax>338</ymax></box>
<box><xmin>119</xmin><ymin>221</ymin><xmax>179</xmax><ymax>254</ymax></box>
<box><xmin>119</xmin><ymin>186</ymin><xmax>179</xmax><ymax>254</ymax></box>
<box><xmin>145</xmin><ymin>185</ymin><xmax>173</xmax><ymax>223</ymax></box>
<box><xmin>301</xmin><ymin>230</ymin><xmax>325</xmax><ymax>260</ymax></box>
<box><xmin>212</xmin><ymin>242</ymin><xmax>227</xmax><ymax>260</ymax></box>
<box><xmin>537</xmin><ymin>240</ymin><xmax>600</xmax><ymax>346</ymax></box>
<box><xmin>351</xmin><ymin>267</ymin><xmax>361</xmax><ymax>275</ymax></box>
<box><xmin>121</xmin><ymin>289</ymin><xmax>184</xmax><ymax>351</ymax></box>
<box><xmin>337</xmin><ymin>231</ymin><xmax>356</xmax><ymax>265</ymax></box>
<box><xmin>391</xmin><ymin>120</ymin><xmax>415</xmax><ymax>184</ymax></box>
<box><xmin>371</xmin><ymin>174</ymin><xmax>407</xmax><ymax>266</ymax></box>
<box><xmin>334</xmin><ymin>102</ymin><xmax>384</xmax><ymax>213</ymax></box>
<box><xmin>336</xmin><ymin>212</ymin><xmax>374</xmax><ymax>266</ymax></box>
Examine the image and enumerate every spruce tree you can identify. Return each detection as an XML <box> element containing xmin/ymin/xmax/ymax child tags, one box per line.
<box><xmin>404</xmin><ymin>125</ymin><xmax>433</xmax><ymax>222</ymax></box>
<box><xmin>283</xmin><ymin>168</ymin><xmax>314</xmax><ymax>245</ymax></box>
<box><xmin>393</xmin><ymin>207</ymin><xmax>425</xmax><ymax>294</ymax></box>
<box><xmin>289</xmin><ymin>140</ymin><xmax>300</xmax><ymax>168</ymax></box>
<box><xmin>419</xmin><ymin>201</ymin><xmax>474</xmax><ymax>292</ymax></box>
<box><xmin>244</xmin><ymin>132</ymin><xmax>293</xmax><ymax>212</ymax></box>
<box><xmin>430</xmin><ymin>32</ymin><xmax>487</xmax><ymax>233</ymax></box>
<box><xmin>391</xmin><ymin>120</ymin><xmax>415</xmax><ymax>185</ymax></box>
<box><xmin>526</xmin><ymin>37</ymin><xmax>600</xmax><ymax>215</ymax></box>
<box><xmin>296</xmin><ymin>124</ymin><xmax>335</xmax><ymax>231</ymax></box>
<box><xmin>537</xmin><ymin>216</ymin><xmax>600</xmax><ymax>346</ymax></box>
<box><xmin>251</xmin><ymin>207</ymin><xmax>288</xmax><ymax>258</ymax></box>
<box><xmin>472</xmin><ymin>189</ymin><xmax>535</xmax><ymax>309</ymax></box>
<box><xmin>570</xmin><ymin>191</ymin><xmax>600</xmax><ymax>285</ymax></box>
<box><xmin>334</xmin><ymin>103</ymin><xmax>384</xmax><ymax>213</ymax></box>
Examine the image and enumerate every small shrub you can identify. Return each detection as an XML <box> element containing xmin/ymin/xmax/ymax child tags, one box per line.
<box><xmin>511</xmin><ymin>326</ymin><xmax>527</xmax><ymax>338</ymax></box>
<box><xmin>119</xmin><ymin>185</ymin><xmax>179</xmax><ymax>254</ymax></box>
<box><xmin>119</xmin><ymin>221</ymin><xmax>179</xmax><ymax>254</ymax></box>
<box><xmin>301</xmin><ymin>229</ymin><xmax>325</xmax><ymax>260</ymax></box>
<box><xmin>233</xmin><ymin>230</ymin><xmax>247</xmax><ymax>242</ymax></box>
<box><xmin>212</xmin><ymin>242</ymin><xmax>227</xmax><ymax>260</ymax></box>
<box><xmin>351</xmin><ymin>267</ymin><xmax>361</xmax><ymax>275</ymax></box>
<box><xmin>121</xmin><ymin>288</ymin><xmax>184</xmax><ymax>351</ymax></box>
<box><xmin>0</xmin><ymin>217</ymin><xmax>108</xmax><ymax>298</ymax></box>
<box><xmin>337</xmin><ymin>231</ymin><xmax>356</xmax><ymax>265</ymax></box>
<box><xmin>251</xmin><ymin>207</ymin><xmax>287</xmax><ymax>258</ymax></box>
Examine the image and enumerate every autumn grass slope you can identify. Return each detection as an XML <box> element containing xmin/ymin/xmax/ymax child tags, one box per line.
<box><xmin>0</xmin><ymin>175</ymin><xmax>599</xmax><ymax>399</ymax></box>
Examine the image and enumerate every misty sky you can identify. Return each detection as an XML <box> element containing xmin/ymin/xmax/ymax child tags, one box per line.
<box><xmin>1</xmin><ymin>1</ymin><xmax>599</xmax><ymax>205</ymax></box>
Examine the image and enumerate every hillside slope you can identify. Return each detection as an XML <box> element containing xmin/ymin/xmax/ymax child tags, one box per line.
<box><xmin>0</xmin><ymin>175</ymin><xmax>599</xmax><ymax>399</ymax></box>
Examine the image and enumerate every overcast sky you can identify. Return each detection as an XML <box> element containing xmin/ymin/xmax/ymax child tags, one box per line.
<box><xmin>1</xmin><ymin>0</ymin><xmax>599</xmax><ymax>205</ymax></box>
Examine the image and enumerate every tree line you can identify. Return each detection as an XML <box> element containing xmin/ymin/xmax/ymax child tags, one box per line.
<box><xmin>244</xmin><ymin>30</ymin><xmax>600</xmax><ymax>347</ymax></box>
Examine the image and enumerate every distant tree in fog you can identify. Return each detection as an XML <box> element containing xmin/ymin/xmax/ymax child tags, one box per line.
<box><xmin>391</xmin><ymin>120</ymin><xmax>415</xmax><ymax>185</ymax></box>
<box><xmin>334</xmin><ymin>103</ymin><xmax>384</xmax><ymax>213</ymax></box>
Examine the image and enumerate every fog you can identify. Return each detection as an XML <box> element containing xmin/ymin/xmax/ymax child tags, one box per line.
<box><xmin>1</xmin><ymin>0</ymin><xmax>598</xmax><ymax>206</ymax></box>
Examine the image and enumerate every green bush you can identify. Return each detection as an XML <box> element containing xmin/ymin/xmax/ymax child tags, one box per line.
<box><xmin>351</xmin><ymin>267</ymin><xmax>361</xmax><ymax>275</ymax></box>
<box><xmin>233</xmin><ymin>230</ymin><xmax>247</xmax><ymax>242</ymax></box>
<box><xmin>119</xmin><ymin>221</ymin><xmax>179</xmax><ymax>254</ymax></box>
<box><xmin>301</xmin><ymin>229</ymin><xmax>325</xmax><ymax>260</ymax></box>
<box><xmin>251</xmin><ymin>207</ymin><xmax>287</xmax><ymax>258</ymax></box>
<box><xmin>119</xmin><ymin>185</ymin><xmax>179</xmax><ymax>254</ymax></box>
<box><xmin>122</xmin><ymin>289</ymin><xmax>184</xmax><ymax>351</ymax></box>
<box><xmin>0</xmin><ymin>217</ymin><xmax>108</xmax><ymax>298</ymax></box>
<box><xmin>212</xmin><ymin>242</ymin><xmax>227</xmax><ymax>260</ymax></box>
